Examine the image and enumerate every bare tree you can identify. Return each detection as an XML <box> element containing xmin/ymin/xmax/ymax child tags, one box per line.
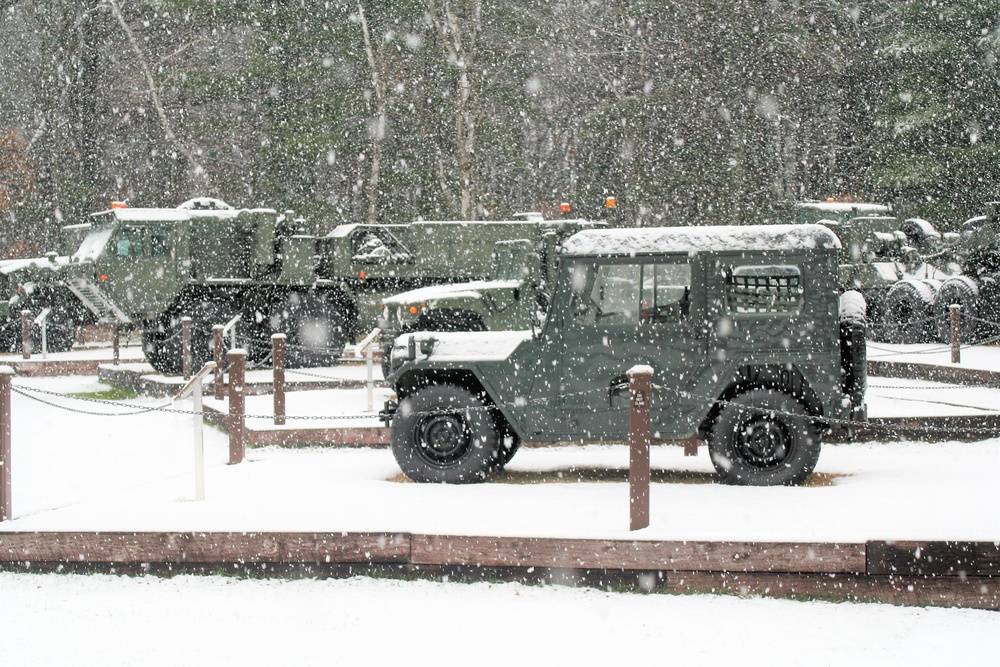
<box><xmin>426</xmin><ymin>0</ymin><xmax>481</xmax><ymax>219</ymax></box>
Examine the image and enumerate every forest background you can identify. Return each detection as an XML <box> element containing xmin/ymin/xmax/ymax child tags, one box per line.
<box><xmin>0</xmin><ymin>0</ymin><xmax>997</xmax><ymax>256</ymax></box>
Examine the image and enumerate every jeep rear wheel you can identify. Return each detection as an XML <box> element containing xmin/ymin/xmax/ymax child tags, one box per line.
<box><xmin>709</xmin><ymin>389</ymin><xmax>820</xmax><ymax>486</ymax></box>
<box><xmin>391</xmin><ymin>384</ymin><xmax>500</xmax><ymax>483</ymax></box>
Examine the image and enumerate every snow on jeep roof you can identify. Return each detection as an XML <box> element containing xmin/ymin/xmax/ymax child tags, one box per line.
<box><xmin>560</xmin><ymin>224</ymin><xmax>840</xmax><ymax>257</ymax></box>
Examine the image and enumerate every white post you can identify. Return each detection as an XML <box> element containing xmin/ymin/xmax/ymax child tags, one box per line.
<box><xmin>173</xmin><ymin>361</ymin><xmax>216</xmax><ymax>502</ymax></box>
<box><xmin>34</xmin><ymin>308</ymin><xmax>52</xmax><ymax>359</ymax></box>
<box><xmin>366</xmin><ymin>343</ymin><xmax>374</xmax><ymax>412</ymax></box>
<box><xmin>356</xmin><ymin>327</ymin><xmax>381</xmax><ymax>413</ymax></box>
<box><xmin>192</xmin><ymin>379</ymin><xmax>205</xmax><ymax>501</ymax></box>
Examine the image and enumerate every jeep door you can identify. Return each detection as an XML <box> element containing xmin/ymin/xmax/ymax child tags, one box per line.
<box><xmin>553</xmin><ymin>257</ymin><xmax>717</xmax><ymax>440</ymax></box>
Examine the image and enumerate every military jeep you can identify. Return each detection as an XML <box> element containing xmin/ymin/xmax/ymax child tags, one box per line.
<box><xmin>382</xmin><ymin>224</ymin><xmax>867</xmax><ymax>486</ymax></box>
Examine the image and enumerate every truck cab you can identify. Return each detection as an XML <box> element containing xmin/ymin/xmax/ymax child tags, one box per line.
<box><xmin>383</xmin><ymin>224</ymin><xmax>867</xmax><ymax>487</ymax></box>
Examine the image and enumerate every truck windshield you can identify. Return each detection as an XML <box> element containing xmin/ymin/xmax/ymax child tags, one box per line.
<box><xmin>72</xmin><ymin>225</ymin><xmax>114</xmax><ymax>263</ymax></box>
<box><xmin>492</xmin><ymin>245</ymin><xmax>529</xmax><ymax>281</ymax></box>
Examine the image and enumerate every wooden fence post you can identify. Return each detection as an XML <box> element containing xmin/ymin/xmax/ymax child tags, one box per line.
<box><xmin>213</xmin><ymin>325</ymin><xmax>225</xmax><ymax>400</ymax></box>
<box><xmin>20</xmin><ymin>311</ymin><xmax>30</xmax><ymax>360</ymax></box>
<box><xmin>950</xmin><ymin>304</ymin><xmax>962</xmax><ymax>364</ymax></box>
<box><xmin>628</xmin><ymin>365</ymin><xmax>652</xmax><ymax>531</ymax></box>
<box><xmin>0</xmin><ymin>366</ymin><xmax>13</xmax><ymax>521</ymax></box>
<box><xmin>227</xmin><ymin>349</ymin><xmax>247</xmax><ymax>465</ymax></box>
<box><xmin>272</xmin><ymin>334</ymin><xmax>286</xmax><ymax>426</ymax></box>
<box><xmin>181</xmin><ymin>316</ymin><xmax>192</xmax><ymax>380</ymax></box>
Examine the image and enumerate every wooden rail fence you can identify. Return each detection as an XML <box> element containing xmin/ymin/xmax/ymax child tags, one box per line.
<box><xmin>0</xmin><ymin>532</ymin><xmax>995</xmax><ymax>609</ymax></box>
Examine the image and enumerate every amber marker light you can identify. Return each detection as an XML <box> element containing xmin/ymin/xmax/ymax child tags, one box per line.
<box><xmin>605</xmin><ymin>196</ymin><xmax>617</xmax><ymax>209</ymax></box>
<box><xmin>110</xmin><ymin>201</ymin><xmax>127</xmax><ymax>209</ymax></box>
<box><xmin>409</xmin><ymin>305</ymin><xmax>419</xmax><ymax>315</ymax></box>
<box><xmin>560</xmin><ymin>202</ymin><xmax>571</xmax><ymax>213</ymax></box>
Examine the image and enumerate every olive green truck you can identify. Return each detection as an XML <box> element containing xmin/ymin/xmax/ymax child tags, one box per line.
<box><xmin>382</xmin><ymin>224</ymin><xmax>868</xmax><ymax>486</ymax></box>
<box><xmin>0</xmin><ymin>199</ymin><xmax>604</xmax><ymax>373</ymax></box>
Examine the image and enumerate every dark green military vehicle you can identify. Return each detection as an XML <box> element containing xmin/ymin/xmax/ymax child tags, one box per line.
<box><xmin>1</xmin><ymin>198</ymin><xmax>603</xmax><ymax>373</ymax></box>
<box><xmin>382</xmin><ymin>224</ymin><xmax>867</xmax><ymax>486</ymax></box>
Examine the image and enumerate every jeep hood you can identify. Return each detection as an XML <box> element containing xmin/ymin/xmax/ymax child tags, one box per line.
<box><xmin>395</xmin><ymin>330</ymin><xmax>532</xmax><ymax>362</ymax></box>
<box><xmin>383</xmin><ymin>280</ymin><xmax>521</xmax><ymax>306</ymax></box>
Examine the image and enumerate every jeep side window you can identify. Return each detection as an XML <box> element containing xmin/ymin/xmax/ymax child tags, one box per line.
<box><xmin>725</xmin><ymin>265</ymin><xmax>803</xmax><ymax>315</ymax></box>
<box><xmin>569</xmin><ymin>261</ymin><xmax>691</xmax><ymax>326</ymax></box>
<box><xmin>641</xmin><ymin>263</ymin><xmax>691</xmax><ymax>323</ymax></box>
<box><xmin>568</xmin><ymin>263</ymin><xmax>639</xmax><ymax>325</ymax></box>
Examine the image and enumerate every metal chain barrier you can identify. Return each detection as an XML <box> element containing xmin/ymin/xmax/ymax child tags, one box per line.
<box><xmin>8</xmin><ymin>353</ymin><xmax>1000</xmax><ymax>437</ymax></box>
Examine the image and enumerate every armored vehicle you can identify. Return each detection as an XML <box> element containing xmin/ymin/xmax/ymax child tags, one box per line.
<box><xmin>928</xmin><ymin>206</ymin><xmax>1000</xmax><ymax>342</ymax></box>
<box><xmin>377</xmin><ymin>217</ymin><xmax>606</xmax><ymax>370</ymax></box>
<box><xmin>4</xmin><ymin>198</ymin><xmax>601</xmax><ymax>373</ymax></box>
<box><xmin>793</xmin><ymin>200</ymin><xmax>958</xmax><ymax>342</ymax></box>
<box><xmin>382</xmin><ymin>224</ymin><xmax>867</xmax><ymax>486</ymax></box>
<box><xmin>0</xmin><ymin>253</ymin><xmax>90</xmax><ymax>352</ymax></box>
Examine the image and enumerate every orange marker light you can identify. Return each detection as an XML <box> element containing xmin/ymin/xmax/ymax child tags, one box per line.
<box><xmin>359</xmin><ymin>271</ymin><xmax>366</xmax><ymax>279</ymax></box>
<box><xmin>560</xmin><ymin>202</ymin><xmax>571</xmax><ymax>213</ymax></box>
<box><xmin>99</xmin><ymin>275</ymin><xmax>108</xmax><ymax>282</ymax></box>
<box><xmin>409</xmin><ymin>306</ymin><xmax>419</xmax><ymax>315</ymax></box>
<box><xmin>110</xmin><ymin>201</ymin><xmax>127</xmax><ymax>209</ymax></box>
<box><xmin>605</xmin><ymin>196</ymin><xmax>617</xmax><ymax>209</ymax></box>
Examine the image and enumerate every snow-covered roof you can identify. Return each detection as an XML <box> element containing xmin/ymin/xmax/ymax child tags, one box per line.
<box><xmin>560</xmin><ymin>224</ymin><xmax>841</xmax><ymax>257</ymax></box>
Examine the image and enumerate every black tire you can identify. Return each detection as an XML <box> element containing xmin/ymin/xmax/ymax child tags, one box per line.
<box><xmin>865</xmin><ymin>289</ymin><xmax>889</xmax><ymax>343</ymax></box>
<box><xmin>709</xmin><ymin>390</ymin><xmax>821</xmax><ymax>486</ymax></box>
<box><xmin>380</xmin><ymin>343</ymin><xmax>393</xmax><ymax>380</ymax></box>
<box><xmin>269</xmin><ymin>292</ymin><xmax>345</xmax><ymax>368</ymax></box>
<box><xmin>932</xmin><ymin>276</ymin><xmax>979</xmax><ymax>343</ymax></box>
<box><xmin>143</xmin><ymin>326</ymin><xmax>182</xmax><ymax>375</ymax></box>
<box><xmin>975</xmin><ymin>275</ymin><xmax>1000</xmax><ymax>342</ymax></box>
<box><xmin>839</xmin><ymin>291</ymin><xmax>867</xmax><ymax>418</ymax></box>
<box><xmin>391</xmin><ymin>384</ymin><xmax>500</xmax><ymax>483</ymax></box>
<box><xmin>882</xmin><ymin>279</ymin><xmax>938</xmax><ymax>343</ymax></box>
<box><xmin>143</xmin><ymin>300</ymin><xmax>236</xmax><ymax>375</ymax></box>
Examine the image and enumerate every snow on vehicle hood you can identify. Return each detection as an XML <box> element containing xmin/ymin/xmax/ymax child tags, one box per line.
<box><xmin>383</xmin><ymin>280</ymin><xmax>521</xmax><ymax>306</ymax></box>
<box><xmin>0</xmin><ymin>255</ymin><xmax>70</xmax><ymax>274</ymax></box>
<box><xmin>398</xmin><ymin>330</ymin><xmax>533</xmax><ymax>362</ymax></box>
<box><xmin>561</xmin><ymin>224</ymin><xmax>841</xmax><ymax>257</ymax></box>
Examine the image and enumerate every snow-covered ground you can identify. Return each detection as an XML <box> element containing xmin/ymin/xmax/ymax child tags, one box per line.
<box><xmin>0</xmin><ymin>345</ymin><xmax>998</xmax><ymax>665</ymax></box>
<box><xmin>2</xmin><ymin>571</ymin><xmax>996</xmax><ymax>667</ymax></box>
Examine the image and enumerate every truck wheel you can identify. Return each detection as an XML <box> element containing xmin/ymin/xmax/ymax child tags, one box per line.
<box><xmin>883</xmin><ymin>279</ymin><xmax>938</xmax><ymax>343</ymax></box>
<box><xmin>380</xmin><ymin>343</ymin><xmax>393</xmax><ymax>379</ymax></box>
<box><xmin>975</xmin><ymin>275</ymin><xmax>1000</xmax><ymax>342</ymax></box>
<box><xmin>391</xmin><ymin>384</ymin><xmax>499</xmax><ymax>483</ymax></box>
<box><xmin>839</xmin><ymin>291</ymin><xmax>867</xmax><ymax>417</ymax></box>
<box><xmin>143</xmin><ymin>328</ymin><xmax>182</xmax><ymax>375</ymax></box>
<box><xmin>932</xmin><ymin>276</ymin><xmax>979</xmax><ymax>343</ymax></box>
<box><xmin>709</xmin><ymin>390</ymin><xmax>820</xmax><ymax>486</ymax></box>
<box><xmin>270</xmin><ymin>293</ymin><xmax>346</xmax><ymax>368</ymax></box>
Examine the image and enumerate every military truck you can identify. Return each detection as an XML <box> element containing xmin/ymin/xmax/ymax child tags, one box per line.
<box><xmin>927</xmin><ymin>206</ymin><xmax>1000</xmax><ymax>343</ymax></box>
<box><xmin>0</xmin><ymin>253</ymin><xmax>91</xmax><ymax>353</ymax></box>
<box><xmin>382</xmin><ymin>224</ymin><xmax>867</xmax><ymax>486</ymax></box>
<box><xmin>792</xmin><ymin>200</ymin><xmax>958</xmax><ymax>342</ymax></box>
<box><xmin>377</xmin><ymin>216</ymin><xmax>605</xmax><ymax>372</ymax></box>
<box><xmin>5</xmin><ymin>198</ymin><xmax>603</xmax><ymax>373</ymax></box>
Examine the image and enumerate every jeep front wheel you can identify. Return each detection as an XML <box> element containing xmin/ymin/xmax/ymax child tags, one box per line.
<box><xmin>391</xmin><ymin>384</ymin><xmax>500</xmax><ymax>483</ymax></box>
<box><xmin>709</xmin><ymin>389</ymin><xmax>820</xmax><ymax>486</ymax></box>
